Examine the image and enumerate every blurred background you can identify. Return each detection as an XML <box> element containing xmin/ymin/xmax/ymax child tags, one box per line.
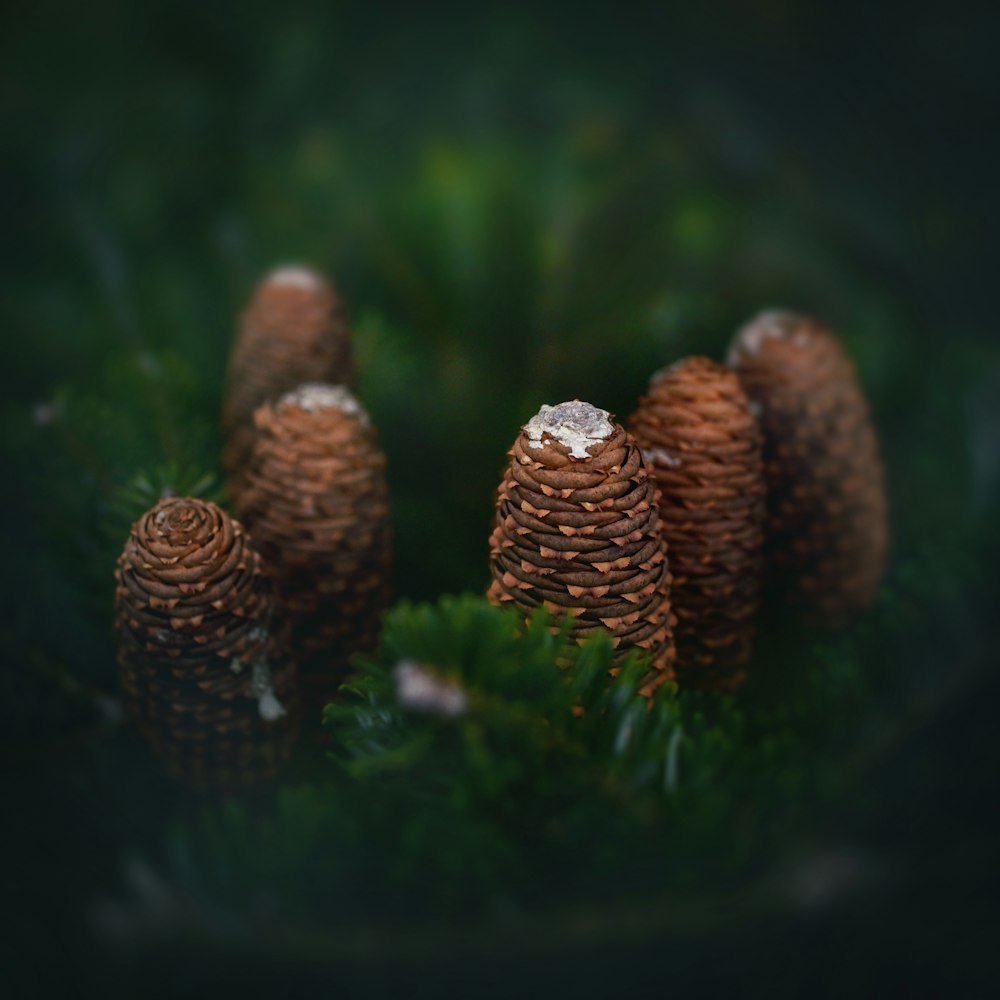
<box><xmin>2</xmin><ymin>1</ymin><xmax>998</xmax><ymax>995</ymax></box>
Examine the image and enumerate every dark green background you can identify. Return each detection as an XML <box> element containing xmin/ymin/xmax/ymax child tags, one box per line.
<box><xmin>2</xmin><ymin>2</ymin><xmax>998</xmax><ymax>996</ymax></box>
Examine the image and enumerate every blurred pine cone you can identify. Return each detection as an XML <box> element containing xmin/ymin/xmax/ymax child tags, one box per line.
<box><xmin>728</xmin><ymin>310</ymin><xmax>888</xmax><ymax>626</ymax></box>
<box><xmin>221</xmin><ymin>265</ymin><xmax>356</xmax><ymax>492</ymax></box>
<box><xmin>231</xmin><ymin>383</ymin><xmax>392</xmax><ymax>716</ymax></box>
<box><xmin>488</xmin><ymin>400</ymin><xmax>676</xmax><ymax>693</ymax></box>
<box><xmin>114</xmin><ymin>497</ymin><xmax>300</xmax><ymax>792</ymax></box>
<box><xmin>629</xmin><ymin>357</ymin><xmax>765</xmax><ymax>691</ymax></box>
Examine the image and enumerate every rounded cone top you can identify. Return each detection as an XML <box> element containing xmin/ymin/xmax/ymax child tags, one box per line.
<box><xmin>117</xmin><ymin>497</ymin><xmax>264</xmax><ymax>640</ymax></box>
<box><xmin>131</xmin><ymin>497</ymin><xmax>249</xmax><ymax>588</ymax></box>
<box><xmin>277</xmin><ymin>382</ymin><xmax>369</xmax><ymax>424</ymax></box>
<box><xmin>150</xmin><ymin>496</ymin><xmax>220</xmax><ymax>547</ymax></box>
<box><xmin>649</xmin><ymin>354</ymin><xmax>719</xmax><ymax>388</ymax></box>
<box><xmin>263</xmin><ymin>264</ymin><xmax>328</xmax><ymax>292</ymax></box>
<box><xmin>524</xmin><ymin>400</ymin><xmax>615</xmax><ymax>459</ymax></box>
<box><xmin>727</xmin><ymin>309</ymin><xmax>812</xmax><ymax>365</ymax></box>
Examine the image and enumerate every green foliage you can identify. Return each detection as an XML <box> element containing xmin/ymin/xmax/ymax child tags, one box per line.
<box><xmin>163</xmin><ymin>589</ymin><xmax>907</xmax><ymax>924</ymax></box>
<box><xmin>327</xmin><ymin>595</ymin><xmax>682</xmax><ymax>805</ymax></box>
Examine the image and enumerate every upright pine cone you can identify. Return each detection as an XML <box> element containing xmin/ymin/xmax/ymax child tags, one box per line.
<box><xmin>114</xmin><ymin>498</ymin><xmax>300</xmax><ymax>791</ymax></box>
<box><xmin>488</xmin><ymin>400</ymin><xmax>676</xmax><ymax>693</ymax></box>
<box><xmin>221</xmin><ymin>265</ymin><xmax>356</xmax><ymax>491</ymax></box>
<box><xmin>629</xmin><ymin>357</ymin><xmax>765</xmax><ymax>691</ymax></box>
<box><xmin>230</xmin><ymin>383</ymin><xmax>392</xmax><ymax>716</ymax></box>
<box><xmin>728</xmin><ymin>310</ymin><xmax>888</xmax><ymax>626</ymax></box>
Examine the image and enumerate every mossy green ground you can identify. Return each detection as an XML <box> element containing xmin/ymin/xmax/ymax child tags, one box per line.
<box><xmin>3</xmin><ymin>4</ymin><xmax>998</xmax><ymax>995</ymax></box>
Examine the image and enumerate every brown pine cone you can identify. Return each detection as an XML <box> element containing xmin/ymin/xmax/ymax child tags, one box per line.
<box><xmin>629</xmin><ymin>357</ymin><xmax>765</xmax><ymax>691</ymax></box>
<box><xmin>488</xmin><ymin>400</ymin><xmax>676</xmax><ymax>694</ymax></box>
<box><xmin>114</xmin><ymin>497</ymin><xmax>300</xmax><ymax>792</ymax></box>
<box><xmin>728</xmin><ymin>310</ymin><xmax>888</xmax><ymax>627</ymax></box>
<box><xmin>231</xmin><ymin>383</ymin><xmax>393</xmax><ymax>717</ymax></box>
<box><xmin>221</xmin><ymin>265</ymin><xmax>356</xmax><ymax>492</ymax></box>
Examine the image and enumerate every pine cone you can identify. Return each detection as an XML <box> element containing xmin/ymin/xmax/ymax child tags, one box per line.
<box><xmin>488</xmin><ymin>400</ymin><xmax>676</xmax><ymax>693</ymax></box>
<box><xmin>114</xmin><ymin>498</ymin><xmax>300</xmax><ymax>792</ymax></box>
<box><xmin>230</xmin><ymin>383</ymin><xmax>393</xmax><ymax>716</ymax></box>
<box><xmin>629</xmin><ymin>357</ymin><xmax>765</xmax><ymax>691</ymax></box>
<box><xmin>728</xmin><ymin>310</ymin><xmax>888</xmax><ymax>626</ymax></box>
<box><xmin>221</xmin><ymin>265</ymin><xmax>356</xmax><ymax>492</ymax></box>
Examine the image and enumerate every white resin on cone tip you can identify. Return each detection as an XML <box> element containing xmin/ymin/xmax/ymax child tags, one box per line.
<box><xmin>265</xmin><ymin>264</ymin><xmax>327</xmax><ymax>291</ymax></box>
<box><xmin>276</xmin><ymin>383</ymin><xmax>370</xmax><ymax>424</ymax></box>
<box><xmin>727</xmin><ymin>309</ymin><xmax>809</xmax><ymax>364</ymax></box>
<box><xmin>524</xmin><ymin>400</ymin><xmax>614</xmax><ymax>459</ymax></box>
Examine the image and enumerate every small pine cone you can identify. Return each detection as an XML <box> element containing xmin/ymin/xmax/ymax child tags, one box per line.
<box><xmin>231</xmin><ymin>383</ymin><xmax>393</xmax><ymax>716</ymax></box>
<box><xmin>221</xmin><ymin>265</ymin><xmax>356</xmax><ymax>491</ymax></box>
<box><xmin>488</xmin><ymin>400</ymin><xmax>676</xmax><ymax>694</ymax></box>
<box><xmin>728</xmin><ymin>310</ymin><xmax>888</xmax><ymax>626</ymax></box>
<box><xmin>629</xmin><ymin>357</ymin><xmax>765</xmax><ymax>691</ymax></box>
<box><xmin>114</xmin><ymin>498</ymin><xmax>300</xmax><ymax>792</ymax></box>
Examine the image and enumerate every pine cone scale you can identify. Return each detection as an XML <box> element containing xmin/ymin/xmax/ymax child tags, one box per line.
<box><xmin>115</xmin><ymin>497</ymin><xmax>300</xmax><ymax>791</ymax></box>
<box><xmin>231</xmin><ymin>383</ymin><xmax>392</xmax><ymax>717</ymax></box>
<box><xmin>728</xmin><ymin>311</ymin><xmax>888</xmax><ymax>626</ymax></box>
<box><xmin>489</xmin><ymin>400</ymin><xmax>676</xmax><ymax>690</ymax></box>
<box><xmin>221</xmin><ymin>266</ymin><xmax>357</xmax><ymax>491</ymax></box>
<box><xmin>629</xmin><ymin>357</ymin><xmax>765</xmax><ymax>690</ymax></box>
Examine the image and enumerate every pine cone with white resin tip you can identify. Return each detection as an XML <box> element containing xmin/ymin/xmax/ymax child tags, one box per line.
<box><xmin>728</xmin><ymin>310</ymin><xmax>888</xmax><ymax>627</ymax></box>
<box><xmin>221</xmin><ymin>264</ymin><xmax>356</xmax><ymax>492</ymax></box>
<box><xmin>231</xmin><ymin>383</ymin><xmax>393</xmax><ymax>717</ymax></box>
<box><xmin>629</xmin><ymin>356</ymin><xmax>765</xmax><ymax>691</ymax></box>
<box><xmin>488</xmin><ymin>400</ymin><xmax>676</xmax><ymax>693</ymax></box>
<box><xmin>114</xmin><ymin>497</ymin><xmax>300</xmax><ymax>792</ymax></box>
